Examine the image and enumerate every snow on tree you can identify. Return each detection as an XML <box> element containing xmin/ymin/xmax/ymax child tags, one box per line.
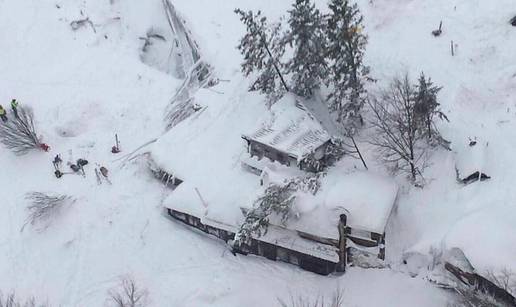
<box><xmin>284</xmin><ymin>0</ymin><xmax>328</xmax><ymax>98</ymax></box>
<box><xmin>22</xmin><ymin>192</ymin><xmax>76</xmax><ymax>232</ymax></box>
<box><xmin>108</xmin><ymin>277</ymin><xmax>148</xmax><ymax>307</ymax></box>
<box><xmin>235</xmin><ymin>9</ymin><xmax>288</xmax><ymax>106</ymax></box>
<box><xmin>278</xmin><ymin>288</ymin><xmax>344</xmax><ymax>307</ymax></box>
<box><xmin>0</xmin><ymin>106</ymin><xmax>42</xmax><ymax>155</ymax></box>
<box><xmin>368</xmin><ymin>74</ymin><xmax>429</xmax><ymax>183</ymax></box>
<box><xmin>326</xmin><ymin>0</ymin><xmax>370</xmax><ymax>135</ymax></box>
<box><xmin>414</xmin><ymin>72</ymin><xmax>450</xmax><ymax>148</ymax></box>
<box><xmin>162</xmin><ymin>0</ymin><xmax>215</xmax><ymax>130</ymax></box>
<box><xmin>234</xmin><ymin>173</ymin><xmax>323</xmax><ymax>246</ymax></box>
<box><xmin>0</xmin><ymin>291</ymin><xmax>49</xmax><ymax>307</ymax></box>
<box><xmin>235</xmin><ymin>181</ymin><xmax>296</xmax><ymax>246</ymax></box>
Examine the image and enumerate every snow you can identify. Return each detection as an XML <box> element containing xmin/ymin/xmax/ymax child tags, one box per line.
<box><xmin>290</xmin><ymin>170</ymin><xmax>398</xmax><ymax>240</ymax></box>
<box><xmin>259</xmin><ymin>225</ymin><xmax>340</xmax><ymax>263</ymax></box>
<box><xmin>241</xmin><ymin>155</ymin><xmax>304</xmax><ymax>178</ymax></box>
<box><xmin>444</xmin><ymin>203</ymin><xmax>516</xmax><ymax>275</ymax></box>
<box><xmin>158</xmin><ymin>107</ymin><xmax>396</xmax><ymax>243</ymax></box>
<box><xmin>454</xmin><ymin>138</ymin><xmax>491</xmax><ymax>180</ymax></box>
<box><xmin>152</xmin><ymin>85</ymin><xmax>266</xmax><ymax>226</ymax></box>
<box><xmin>324</xmin><ymin>171</ymin><xmax>398</xmax><ymax>234</ymax></box>
<box><xmin>6</xmin><ymin>0</ymin><xmax>516</xmax><ymax>305</ymax></box>
<box><xmin>242</xmin><ymin>93</ymin><xmax>330</xmax><ymax>160</ymax></box>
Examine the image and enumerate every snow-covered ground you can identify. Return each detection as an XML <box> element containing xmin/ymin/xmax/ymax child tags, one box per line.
<box><xmin>0</xmin><ymin>0</ymin><xmax>514</xmax><ymax>305</ymax></box>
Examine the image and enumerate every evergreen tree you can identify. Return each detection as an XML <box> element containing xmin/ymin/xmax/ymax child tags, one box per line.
<box><xmin>235</xmin><ymin>9</ymin><xmax>287</xmax><ymax>105</ymax></box>
<box><xmin>285</xmin><ymin>0</ymin><xmax>327</xmax><ymax>98</ymax></box>
<box><xmin>414</xmin><ymin>72</ymin><xmax>448</xmax><ymax>141</ymax></box>
<box><xmin>326</xmin><ymin>0</ymin><xmax>369</xmax><ymax>135</ymax></box>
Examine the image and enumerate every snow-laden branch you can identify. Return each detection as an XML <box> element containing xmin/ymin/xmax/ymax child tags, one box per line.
<box><xmin>0</xmin><ymin>106</ymin><xmax>42</xmax><ymax>155</ymax></box>
<box><xmin>22</xmin><ymin>192</ymin><xmax>75</xmax><ymax>232</ymax></box>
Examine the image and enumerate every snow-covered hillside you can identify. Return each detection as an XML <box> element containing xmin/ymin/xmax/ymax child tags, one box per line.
<box><xmin>0</xmin><ymin>0</ymin><xmax>514</xmax><ymax>306</ymax></box>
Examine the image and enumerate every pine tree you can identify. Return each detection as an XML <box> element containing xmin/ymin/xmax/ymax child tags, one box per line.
<box><xmin>235</xmin><ymin>9</ymin><xmax>288</xmax><ymax>105</ymax></box>
<box><xmin>326</xmin><ymin>0</ymin><xmax>369</xmax><ymax>135</ymax></box>
<box><xmin>414</xmin><ymin>72</ymin><xmax>448</xmax><ymax>141</ymax></box>
<box><xmin>0</xmin><ymin>106</ymin><xmax>42</xmax><ymax>155</ymax></box>
<box><xmin>285</xmin><ymin>0</ymin><xmax>327</xmax><ymax>98</ymax></box>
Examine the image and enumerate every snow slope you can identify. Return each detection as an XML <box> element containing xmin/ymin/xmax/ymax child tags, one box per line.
<box><xmin>362</xmin><ymin>0</ymin><xmax>516</xmax><ymax>276</ymax></box>
<box><xmin>168</xmin><ymin>0</ymin><xmax>516</xmax><ymax>278</ymax></box>
<box><xmin>2</xmin><ymin>0</ymin><xmax>515</xmax><ymax>305</ymax></box>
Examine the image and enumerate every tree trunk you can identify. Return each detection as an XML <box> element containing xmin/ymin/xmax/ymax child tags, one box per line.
<box><xmin>409</xmin><ymin>140</ymin><xmax>417</xmax><ymax>182</ymax></box>
<box><xmin>351</xmin><ymin>136</ymin><xmax>368</xmax><ymax>170</ymax></box>
<box><xmin>336</xmin><ymin>214</ymin><xmax>347</xmax><ymax>273</ymax></box>
<box><xmin>410</xmin><ymin>161</ymin><xmax>417</xmax><ymax>182</ymax></box>
<box><xmin>426</xmin><ymin>115</ymin><xmax>432</xmax><ymax>139</ymax></box>
<box><xmin>263</xmin><ymin>40</ymin><xmax>289</xmax><ymax>93</ymax></box>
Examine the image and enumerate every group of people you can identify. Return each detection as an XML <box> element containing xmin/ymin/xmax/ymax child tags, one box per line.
<box><xmin>0</xmin><ymin>99</ymin><xmax>19</xmax><ymax>122</ymax></box>
<box><xmin>52</xmin><ymin>154</ymin><xmax>89</xmax><ymax>178</ymax></box>
<box><xmin>52</xmin><ymin>154</ymin><xmax>110</xmax><ymax>185</ymax></box>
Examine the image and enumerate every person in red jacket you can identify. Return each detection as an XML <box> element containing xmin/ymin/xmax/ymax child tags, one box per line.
<box><xmin>40</xmin><ymin>143</ymin><xmax>50</xmax><ymax>151</ymax></box>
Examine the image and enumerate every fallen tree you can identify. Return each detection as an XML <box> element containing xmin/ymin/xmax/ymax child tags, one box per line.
<box><xmin>0</xmin><ymin>106</ymin><xmax>43</xmax><ymax>155</ymax></box>
<box><xmin>22</xmin><ymin>192</ymin><xmax>76</xmax><ymax>232</ymax></box>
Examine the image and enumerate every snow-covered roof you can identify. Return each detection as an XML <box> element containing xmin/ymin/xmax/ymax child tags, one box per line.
<box><xmin>288</xmin><ymin>170</ymin><xmax>399</xmax><ymax>239</ymax></box>
<box><xmin>154</xmin><ymin>89</ymin><xmax>396</xmax><ymax>249</ymax></box>
<box><xmin>242</xmin><ymin>94</ymin><xmax>331</xmax><ymax>159</ymax></box>
<box><xmin>241</xmin><ymin>155</ymin><xmax>306</xmax><ymax>183</ymax></box>
<box><xmin>444</xmin><ymin>203</ymin><xmax>516</xmax><ymax>275</ymax></box>
<box><xmin>455</xmin><ymin>138</ymin><xmax>491</xmax><ymax>179</ymax></box>
<box><xmin>167</xmin><ymin>187</ymin><xmax>339</xmax><ymax>263</ymax></box>
<box><xmin>165</xmin><ymin>168</ymin><xmax>397</xmax><ymax>243</ymax></box>
<box><xmin>152</xmin><ymin>89</ymin><xmax>266</xmax><ymax>226</ymax></box>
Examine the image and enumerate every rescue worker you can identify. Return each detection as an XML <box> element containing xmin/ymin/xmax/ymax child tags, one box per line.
<box><xmin>99</xmin><ymin>166</ymin><xmax>108</xmax><ymax>178</ymax></box>
<box><xmin>10</xmin><ymin>99</ymin><xmax>18</xmax><ymax>118</ymax></box>
<box><xmin>39</xmin><ymin>143</ymin><xmax>50</xmax><ymax>151</ymax></box>
<box><xmin>53</xmin><ymin>154</ymin><xmax>62</xmax><ymax>169</ymax></box>
<box><xmin>0</xmin><ymin>105</ymin><xmax>7</xmax><ymax>122</ymax></box>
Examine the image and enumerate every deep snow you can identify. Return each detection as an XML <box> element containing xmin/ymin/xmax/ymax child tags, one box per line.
<box><xmin>0</xmin><ymin>0</ymin><xmax>514</xmax><ymax>306</ymax></box>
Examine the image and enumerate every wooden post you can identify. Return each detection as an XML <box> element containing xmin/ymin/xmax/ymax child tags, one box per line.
<box><xmin>378</xmin><ymin>234</ymin><xmax>386</xmax><ymax>260</ymax></box>
<box><xmin>336</xmin><ymin>214</ymin><xmax>347</xmax><ymax>273</ymax></box>
<box><xmin>115</xmin><ymin>133</ymin><xmax>120</xmax><ymax>151</ymax></box>
<box><xmin>450</xmin><ymin>40</ymin><xmax>454</xmax><ymax>56</ymax></box>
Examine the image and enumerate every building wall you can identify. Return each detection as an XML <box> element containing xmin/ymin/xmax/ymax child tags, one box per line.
<box><xmin>248</xmin><ymin>140</ymin><xmax>332</xmax><ymax>172</ymax></box>
<box><xmin>249</xmin><ymin>140</ymin><xmax>295</xmax><ymax>167</ymax></box>
<box><xmin>167</xmin><ymin>208</ymin><xmax>337</xmax><ymax>275</ymax></box>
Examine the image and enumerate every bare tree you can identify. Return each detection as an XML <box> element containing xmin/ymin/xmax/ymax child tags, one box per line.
<box><xmin>486</xmin><ymin>269</ymin><xmax>516</xmax><ymax>297</ymax></box>
<box><xmin>108</xmin><ymin>277</ymin><xmax>148</xmax><ymax>307</ymax></box>
<box><xmin>22</xmin><ymin>192</ymin><xmax>75</xmax><ymax>232</ymax></box>
<box><xmin>449</xmin><ymin>287</ymin><xmax>501</xmax><ymax>307</ymax></box>
<box><xmin>0</xmin><ymin>291</ymin><xmax>49</xmax><ymax>307</ymax></box>
<box><xmin>368</xmin><ymin>74</ymin><xmax>430</xmax><ymax>183</ymax></box>
<box><xmin>278</xmin><ymin>288</ymin><xmax>344</xmax><ymax>307</ymax></box>
<box><xmin>0</xmin><ymin>106</ymin><xmax>42</xmax><ymax>155</ymax></box>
